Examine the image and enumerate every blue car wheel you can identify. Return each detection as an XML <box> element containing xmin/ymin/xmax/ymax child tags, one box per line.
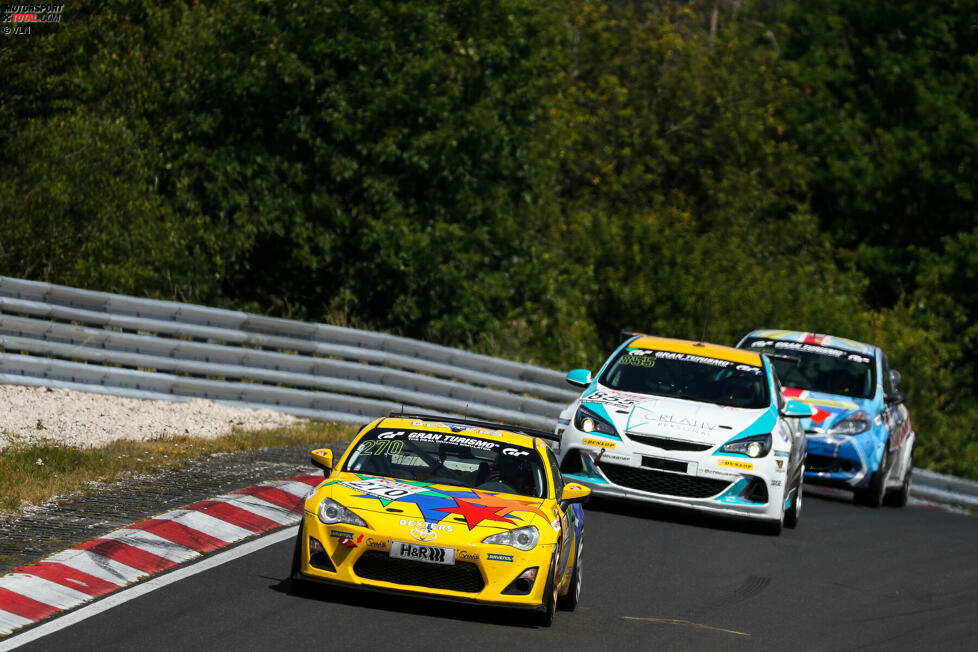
<box><xmin>854</xmin><ymin>446</ymin><xmax>889</xmax><ymax>507</ymax></box>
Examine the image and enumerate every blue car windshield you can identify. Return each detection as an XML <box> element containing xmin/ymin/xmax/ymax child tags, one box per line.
<box><xmin>598</xmin><ymin>348</ymin><xmax>769</xmax><ymax>409</ymax></box>
<box><xmin>740</xmin><ymin>337</ymin><xmax>875</xmax><ymax>399</ymax></box>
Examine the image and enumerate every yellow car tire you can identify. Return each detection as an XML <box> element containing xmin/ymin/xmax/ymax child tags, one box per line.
<box><xmin>557</xmin><ymin>535</ymin><xmax>583</xmax><ymax>612</ymax></box>
<box><xmin>535</xmin><ymin>551</ymin><xmax>559</xmax><ymax>627</ymax></box>
<box><xmin>290</xmin><ymin>522</ymin><xmax>311</xmax><ymax>594</ymax></box>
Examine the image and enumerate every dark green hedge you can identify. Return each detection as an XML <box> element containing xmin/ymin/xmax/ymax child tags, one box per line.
<box><xmin>2</xmin><ymin>0</ymin><xmax>976</xmax><ymax>477</ymax></box>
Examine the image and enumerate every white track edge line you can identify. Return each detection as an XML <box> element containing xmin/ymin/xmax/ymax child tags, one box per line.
<box><xmin>0</xmin><ymin>526</ymin><xmax>297</xmax><ymax>651</ymax></box>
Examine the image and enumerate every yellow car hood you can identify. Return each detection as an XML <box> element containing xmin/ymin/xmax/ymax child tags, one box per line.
<box><xmin>315</xmin><ymin>472</ymin><xmax>559</xmax><ymax>540</ymax></box>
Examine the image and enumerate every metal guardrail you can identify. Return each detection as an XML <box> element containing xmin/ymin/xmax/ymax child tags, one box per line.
<box><xmin>0</xmin><ymin>276</ymin><xmax>576</xmax><ymax>431</ymax></box>
<box><xmin>911</xmin><ymin>469</ymin><xmax>978</xmax><ymax>511</ymax></box>
<box><xmin>0</xmin><ymin>276</ymin><xmax>973</xmax><ymax>510</ymax></box>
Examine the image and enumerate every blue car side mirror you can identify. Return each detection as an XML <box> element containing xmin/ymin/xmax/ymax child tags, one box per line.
<box><xmin>885</xmin><ymin>390</ymin><xmax>906</xmax><ymax>405</ymax></box>
<box><xmin>566</xmin><ymin>368</ymin><xmax>593</xmax><ymax>388</ymax></box>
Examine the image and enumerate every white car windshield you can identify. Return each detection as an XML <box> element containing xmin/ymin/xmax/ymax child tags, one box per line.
<box><xmin>599</xmin><ymin>347</ymin><xmax>769</xmax><ymax>409</ymax></box>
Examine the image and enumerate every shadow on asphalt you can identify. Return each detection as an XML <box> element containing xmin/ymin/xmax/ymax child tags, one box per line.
<box><xmin>582</xmin><ymin>496</ymin><xmax>783</xmax><ymax>536</ymax></box>
<box><xmin>268</xmin><ymin>576</ymin><xmax>544</xmax><ymax>628</ymax></box>
<box><xmin>583</xmin><ymin>484</ymin><xmax>888</xmax><ymax>534</ymax></box>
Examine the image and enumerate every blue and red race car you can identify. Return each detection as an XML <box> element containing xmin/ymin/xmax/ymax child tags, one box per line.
<box><xmin>737</xmin><ymin>331</ymin><xmax>915</xmax><ymax>507</ymax></box>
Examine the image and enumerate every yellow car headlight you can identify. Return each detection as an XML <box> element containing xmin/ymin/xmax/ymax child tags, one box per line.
<box><xmin>317</xmin><ymin>498</ymin><xmax>367</xmax><ymax>527</ymax></box>
<box><xmin>482</xmin><ymin>525</ymin><xmax>540</xmax><ymax>551</ymax></box>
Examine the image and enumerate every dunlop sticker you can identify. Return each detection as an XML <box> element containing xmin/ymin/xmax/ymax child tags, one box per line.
<box><xmin>718</xmin><ymin>459</ymin><xmax>754</xmax><ymax>471</ymax></box>
<box><xmin>582</xmin><ymin>438</ymin><xmax>616</xmax><ymax>449</ymax></box>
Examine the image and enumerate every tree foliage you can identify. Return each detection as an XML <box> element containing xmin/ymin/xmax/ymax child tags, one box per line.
<box><xmin>1</xmin><ymin>0</ymin><xmax>977</xmax><ymax>476</ymax></box>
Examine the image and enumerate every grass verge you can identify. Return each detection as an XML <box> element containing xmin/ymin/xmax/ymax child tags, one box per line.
<box><xmin>0</xmin><ymin>420</ymin><xmax>358</xmax><ymax>516</ymax></box>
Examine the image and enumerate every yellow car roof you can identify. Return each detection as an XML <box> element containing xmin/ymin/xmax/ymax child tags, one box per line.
<box><xmin>374</xmin><ymin>416</ymin><xmax>540</xmax><ymax>448</ymax></box>
<box><xmin>629</xmin><ymin>335</ymin><xmax>762</xmax><ymax>367</ymax></box>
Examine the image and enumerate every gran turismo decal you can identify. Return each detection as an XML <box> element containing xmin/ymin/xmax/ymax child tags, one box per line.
<box><xmin>651</xmin><ymin>350</ymin><xmax>733</xmax><ymax>367</ymax></box>
<box><xmin>406</xmin><ymin>431</ymin><xmax>498</xmax><ymax>450</ymax></box>
<box><xmin>749</xmin><ymin>339</ymin><xmax>870</xmax><ymax>363</ymax></box>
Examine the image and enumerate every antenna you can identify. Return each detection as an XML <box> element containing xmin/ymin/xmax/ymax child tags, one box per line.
<box><xmin>699</xmin><ymin>294</ymin><xmax>711</xmax><ymax>343</ymax></box>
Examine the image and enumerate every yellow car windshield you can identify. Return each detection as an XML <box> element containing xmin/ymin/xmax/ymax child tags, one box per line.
<box><xmin>343</xmin><ymin>428</ymin><xmax>547</xmax><ymax>498</ymax></box>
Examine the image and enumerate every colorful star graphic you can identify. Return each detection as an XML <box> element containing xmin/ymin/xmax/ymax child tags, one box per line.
<box><xmin>393</xmin><ymin>491</ymin><xmax>471</xmax><ymax>524</ymax></box>
<box><xmin>434</xmin><ymin>499</ymin><xmax>517</xmax><ymax>530</ymax></box>
<box><xmin>468</xmin><ymin>490</ymin><xmax>550</xmax><ymax>521</ymax></box>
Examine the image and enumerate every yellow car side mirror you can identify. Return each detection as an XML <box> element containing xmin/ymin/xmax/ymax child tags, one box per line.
<box><xmin>311</xmin><ymin>448</ymin><xmax>333</xmax><ymax>473</ymax></box>
<box><xmin>560</xmin><ymin>482</ymin><xmax>591</xmax><ymax>505</ymax></box>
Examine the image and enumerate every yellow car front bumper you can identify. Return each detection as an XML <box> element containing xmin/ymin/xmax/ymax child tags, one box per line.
<box><xmin>295</xmin><ymin>513</ymin><xmax>555</xmax><ymax>609</ymax></box>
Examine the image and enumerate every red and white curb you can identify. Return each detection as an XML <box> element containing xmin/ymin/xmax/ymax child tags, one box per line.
<box><xmin>0</xmin><ymin>473</ymin><xmax>322</xmax><ymax>638</ymax></box>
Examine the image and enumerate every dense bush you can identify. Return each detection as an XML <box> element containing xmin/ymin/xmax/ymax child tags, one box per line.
<box><xmin>1</xmin><ymin>0</ymin><xmax>976</xmax><ymax>477</ymax></box>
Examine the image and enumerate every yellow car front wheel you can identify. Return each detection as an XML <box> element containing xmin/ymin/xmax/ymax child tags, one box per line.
<box><xmin>535</xmin><ymin>551</ymin><xmax>559</xmax><ymax>627</ymax></box>
<box><xmin>558</xmin><ymin>535</ymin><xmax>582</xmax><ymax>612</ymax></box>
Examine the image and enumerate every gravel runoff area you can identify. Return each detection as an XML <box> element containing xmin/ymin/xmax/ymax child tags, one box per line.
<box><xmin>0</xmin><ymin>384</ymin><xmax>301</xmax><ymax>450</ymax></box>
<box><xmin>0</xmin><ymin>384</ymin><xmax>334</xmax><ymax>574</ymax></box>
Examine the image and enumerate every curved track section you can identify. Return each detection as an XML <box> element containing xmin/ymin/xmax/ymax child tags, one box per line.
<box><xmin>7</xmin><ymin>494</ymin><xmax>977</xmax><ymax>651</ymax></box>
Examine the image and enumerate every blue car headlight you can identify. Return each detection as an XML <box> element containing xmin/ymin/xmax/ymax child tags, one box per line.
<box><xmin>574</xmin><ymin>404</ymin><xmax>616</xmax><ymax>436</ymax></box>
<box><xmin>827</xmin><ymin>410</ymin><xmax>872</xmax><ymax>436</ymax></box>
<box><xmin>720</xmin><ymin>433</ymin><xmax>772</xmax><ymax>458</ymax></box>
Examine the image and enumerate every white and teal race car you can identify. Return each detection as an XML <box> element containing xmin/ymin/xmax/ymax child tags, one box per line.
<box><xmin>555</xmin><ymin>334</ymin><xmax>813</xmax><ymax>534</ymax></box>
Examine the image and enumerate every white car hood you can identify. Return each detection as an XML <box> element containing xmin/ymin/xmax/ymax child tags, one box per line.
<box><xmin>582</xmin><ymin>387</ymin><xmax>767</xmax><ymax>445</ymax></box>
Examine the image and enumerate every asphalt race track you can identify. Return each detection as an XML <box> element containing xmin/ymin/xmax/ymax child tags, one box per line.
<box><xmin>9</xmin><ymin>491</ymin><xmax>978</xmax><ymax>652</ymax></box>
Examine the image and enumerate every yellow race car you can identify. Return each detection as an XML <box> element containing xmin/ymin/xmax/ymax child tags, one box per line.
<box><xmin>291</xmin><ymin>414</ymin><xmax>590</xmax><ymax>626</ymax></box>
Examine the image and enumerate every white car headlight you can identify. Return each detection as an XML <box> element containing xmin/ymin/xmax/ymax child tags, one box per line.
<box><xmin>317</xmin><ymin>498</ymin><xmax>367</xmax><ymax>527</ymax></box>
<box><xmin>574</xmin><ymin>405</ymin><xmax>616</xmax><ymax>436</ymax></box>
<box><xmin>482</xmin><ymin>525</ymin><xmax>540</xmax><ymax>551</ymax></box>
<box><xmin>720</xmin><ymin>433</ymin><xmax>772</xmax><ymax>458</ymax></box>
